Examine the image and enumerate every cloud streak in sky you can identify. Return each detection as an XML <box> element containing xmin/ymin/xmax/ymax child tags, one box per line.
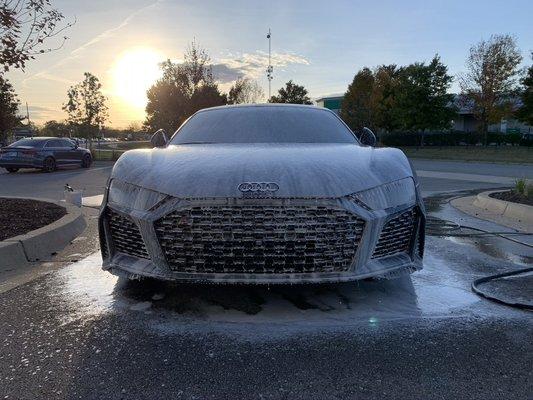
<box><xmin>22</xmin><ymin>0</ymin><xmax>163</xmax><ymax>87</ymax></box>
<box><xmin>213</xmin><ymin>51</ymin><xmax>310</xmax><ymax>83</ymax></box>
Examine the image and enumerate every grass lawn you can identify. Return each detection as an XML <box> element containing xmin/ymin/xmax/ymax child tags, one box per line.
<box><xmin>399</xmin><ymin>146</ymin><xmax>533</xmax><ymax>164</ymax></box>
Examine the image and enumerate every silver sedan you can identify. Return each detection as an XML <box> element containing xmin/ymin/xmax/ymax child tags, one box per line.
<box><xmin>99</xmin><ymin>104</ymin><xmax>425</xmax><ymax>283</ymax></box>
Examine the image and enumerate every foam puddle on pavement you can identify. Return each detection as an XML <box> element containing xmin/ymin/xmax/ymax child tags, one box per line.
<box><xmin>47</xmin><ymin>233</ymin><xmax>523</xmax><ymax>339</ymax></box>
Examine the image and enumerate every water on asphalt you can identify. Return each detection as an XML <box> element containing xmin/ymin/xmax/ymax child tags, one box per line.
<box><xmin>39</xmin><ymin>193</ymin><xmax>532</xmax><ymax>339</ymax></box>
<box><xmin>1</xmin><ymin>189</ymin><xmax>532</xmax><ymax>399</ymax></box>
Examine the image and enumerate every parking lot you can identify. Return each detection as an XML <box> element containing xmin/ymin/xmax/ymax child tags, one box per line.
<box><xmin>0</xmin><ymin>160</ymin><xmax>532</xmax><ymax>399</ymax></box>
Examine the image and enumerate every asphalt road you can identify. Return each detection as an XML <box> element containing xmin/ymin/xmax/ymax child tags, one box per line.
<box><xmin>0</xmin><ymin>161</ymin><xmax>114</xmax><ymax>200</ymax></box>
<box><xmin>0</xmin><ymin>158</ymin><xmax>532</xmax><ymax>399</ymax></box>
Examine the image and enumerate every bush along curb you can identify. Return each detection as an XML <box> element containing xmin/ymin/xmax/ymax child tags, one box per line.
<box><xmin>0</xmin><ymin>198</ymin><xmax>86</xmax><ymax>269</ymax></box>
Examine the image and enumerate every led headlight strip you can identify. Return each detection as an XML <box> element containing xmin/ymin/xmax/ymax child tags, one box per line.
<box><xmin>350</xmin><ymin>177</ymin><xmax>416</xmax><ymax>211</ymax></box>
<box><xmin>108</xmin><ymin>179</ymin><xmax>167</xmax><ymax>211</ymax></box>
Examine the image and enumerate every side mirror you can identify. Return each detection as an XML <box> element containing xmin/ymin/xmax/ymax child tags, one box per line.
<box><xmin>359</xmin><ymin>127</ymin><xmax>377</xmax><ymax>147</ymax></box>
<box><xmin>151</xmin><ymin>129</ymin><xmax>168</xmax><ymax>148</ymax></box>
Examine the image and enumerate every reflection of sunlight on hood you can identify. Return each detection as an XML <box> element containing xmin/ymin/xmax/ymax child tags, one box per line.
<box><xmin>55</xmin><ymin>252</ymin><xmax>120</xmax><ymax>324</ymax></box>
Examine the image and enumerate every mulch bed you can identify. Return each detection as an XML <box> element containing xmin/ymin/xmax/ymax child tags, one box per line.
<box><xmin>489</xmin><ymin>191</ymin><xmax>533</xmax><ymax>207</ymax></box>
<box><xmin>0</xmin><ymin>198</ymin><xmax>66</xmax><ymax>241</ymax></box>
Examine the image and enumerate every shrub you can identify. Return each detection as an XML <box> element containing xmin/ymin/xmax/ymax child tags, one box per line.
<box><xmin>515</xmin><ymin>178</ymin><xmax>527</xmax><ymax>195</ymax></box>
<box><xmin>379</xmin><ymin>131</ymin><xmax>533</xmax><ymax>147</ymax></box>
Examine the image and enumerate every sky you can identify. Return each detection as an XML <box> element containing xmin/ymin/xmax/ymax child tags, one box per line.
<box><xmin>8</xmin><ymin>0</ymin><xmax>533</xmax><ymax>128</ymax></box>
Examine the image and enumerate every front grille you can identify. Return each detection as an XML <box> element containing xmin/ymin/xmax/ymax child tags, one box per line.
<box><xmin>106</xmin><ymin>209</ymin><xmax>149</xmax><ymax>259</ymax></box>
<box><xmin>155</xmin><ymin>204</ymin><xmax>365</xmax><ymax>274</ymax></box>
<box><xmin>372</xmin><ymin>208</ymin><xmax>417</xmax><ymax>259</ymax></box>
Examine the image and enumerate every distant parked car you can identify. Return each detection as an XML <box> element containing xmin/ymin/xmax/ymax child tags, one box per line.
<box><xmin>0</xmin><ymin>137</ymin><xmax>92</xmax><ymax>173</ymax></box>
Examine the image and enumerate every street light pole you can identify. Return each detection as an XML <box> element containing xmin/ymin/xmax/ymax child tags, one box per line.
<box><xmin>266</xmin><ymin>29</ymin><xmax>273</xmax><ymax>100</ymax></box>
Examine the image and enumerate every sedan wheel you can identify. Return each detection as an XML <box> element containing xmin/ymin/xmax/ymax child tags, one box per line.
<box><xmin>6</xmin><ymin>167</ymin><xmax>19</xmax><ymax>173</ymax></box>
<box><xmin>43</xmin><ymin>157</ymin><xmax>56</xmax><ymax>173</ymax></box>
<box><xmin>81</xmin><ymin>154</ymin><xmax>92</xmax><ymax>168</ymax></box>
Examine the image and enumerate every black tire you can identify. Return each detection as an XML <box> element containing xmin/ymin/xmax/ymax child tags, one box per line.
<box><xmin>81</xmin><ymin>153</ymin><xmax>92</xmax><ymax>168</ymax></box>
<box><xmin>6</xmin><ymin>167</ymin><xmax>19</xmax><ymax>173</ymax></box>
<box><xmin>43</xmin><ymin>157</ymin><xmax>56</xmax><ymax>173</ymax></box>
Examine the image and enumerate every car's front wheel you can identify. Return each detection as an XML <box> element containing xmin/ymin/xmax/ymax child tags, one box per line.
<box><xmin>6</xmin><ymin>167</ymin><xmax>19</xmax><ymax>173</ymax></box>
<box><xmin>81</xmin><ymin>154</ymin><xmax>92</xmax><ymax>168</ymax></box>
<box><xmin>43</xmin><ymin>157</ymin><xmax>56</xmax><ymax>173</ymax></box>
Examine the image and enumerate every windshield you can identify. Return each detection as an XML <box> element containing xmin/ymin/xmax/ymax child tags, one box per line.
<box><xmin>170</xmin><ymin>106</ymin><xmax>359</xmax><ymax>144</ymax></box>
<box><xmin>8</xmin><ymin>139</ymin><xmax>46</xmax><ymax>148</ymax></box>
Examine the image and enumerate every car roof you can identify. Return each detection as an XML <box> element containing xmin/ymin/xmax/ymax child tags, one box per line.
<box><xmin>17</xmin><ymin>137</ymin><xmax>68</xmax><ymax>141</ymax></box>
<box><xmin>195</xmin><ymin>103</ymin><xmax>331</xmax><ymax>114</ymax></box>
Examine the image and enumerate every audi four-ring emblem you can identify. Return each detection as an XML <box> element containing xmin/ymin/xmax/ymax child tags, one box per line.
<box><xmin>238</xmin><ymin>182</ymin><xmax>280</xmax><ymax>192</ymax></box>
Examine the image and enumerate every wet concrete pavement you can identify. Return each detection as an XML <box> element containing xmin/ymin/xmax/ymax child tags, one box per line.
<box><xmin>1</xmin><ymin>162</ymin><xmax>533</xmax><ymax>399</ymax></box>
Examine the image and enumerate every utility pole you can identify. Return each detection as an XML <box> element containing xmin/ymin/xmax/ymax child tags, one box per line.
<box><xmin>266</xmin><ymin>29</ymin><xmax>273</xmax><ymax>100</ymax></box>
<box><xmin>26</xmin><ymin>102</ymin><xmax>30</xmax><ymax>126</ymax></box>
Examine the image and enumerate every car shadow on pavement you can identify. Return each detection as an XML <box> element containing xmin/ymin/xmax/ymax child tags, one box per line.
<box><xmin>113</xmin><ymin>272</ymin><xmax>423</xmax><ymax>320</ymax></box>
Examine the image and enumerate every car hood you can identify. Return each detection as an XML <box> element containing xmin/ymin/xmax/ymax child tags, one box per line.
<box><xmin>111</xmin><ymin>143</ymin><xmax>414</xmax><ymax>198</ymax></box>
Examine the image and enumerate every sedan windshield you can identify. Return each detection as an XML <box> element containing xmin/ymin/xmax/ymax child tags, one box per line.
<box><xmin>171</xmin><ymin>106</ymin><xmax>359</xmax><ymax>144</ymax></box>
<box><xmin>8</xmin><ymin>139</ymin><xmax>46</xmax><ymax>148</ymax></box>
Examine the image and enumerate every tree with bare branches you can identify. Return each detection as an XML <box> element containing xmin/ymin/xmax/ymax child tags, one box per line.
<box><xmin>459</xmin><ymin>34</ymin><xmax>522</xmax><ymax>145</ymax></box>
<box><xmin>0</xmin><ymin>0</ymin><xmax>73</xmax><ymax>72</ymax></box>
<box><xmin>228</xmin><ymin>77</ymin><xmax>264</xmax><ymax>104</ymax></box>
<box><xmin>145</xmin><ymin>41</ymin><xmax>227</xmax><ymax>133</ymax></box>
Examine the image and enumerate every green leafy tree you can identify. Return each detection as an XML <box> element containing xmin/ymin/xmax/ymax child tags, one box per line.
<box><xmin>0</xmin><ymin>0</ymin><xmax>74</xmax><ymax>72</ymax></box>
<box><xmin>269</xmin><ymin>80</ymin><xmax>312</xmax><ymax>104</ymax></box>
<box><xmin>145</xmin><ymin>42</ymin><xmax>227</xmax><ymax>133</ymax></box>
<box><xmin>372</xmin><ymin>65</ymin><xmax>401</xmax><ymax>132</ymax></box>
<box><xmin>339</xmin><ymin>68</ymin><xmax>376</xmax><ymax>132</ymax></box>
<box><xmin>40</xmin><ymin>120</ymin><xmax>72</xmax><ymax>137</ymax></box>
<box><xmin>517</xmin><ymin>53</ymin><xmax>533</xmax><ymax>126</ymax></box>
<box><xmin>459</xmin><ymin>34</ymin><xmax>523</xmax><ymax>145</ymax></box>
<box><xmin>394</xmin><ymin>55</ymin><xmax>456</xmax><ymax>145</ymax></box>
<box><xmin>62</xmin><ymin>72</ymin><xmax>108</xmax><ymax>139</ymax></box>
<box><xmin>228</xmin><ymin>77</ymin><xmax>264</xmax><ymax>104</ymax></box>
<box><xmin>0</xmin><ymin>75</ymin><xmax>22</xmax><ymax>144</ymax></box>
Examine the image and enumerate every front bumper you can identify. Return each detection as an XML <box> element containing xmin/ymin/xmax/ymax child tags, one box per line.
<box><xmin>99</xmin><ymin>194</ymin><xmax>425</xmax><ymax>284</ymax></box>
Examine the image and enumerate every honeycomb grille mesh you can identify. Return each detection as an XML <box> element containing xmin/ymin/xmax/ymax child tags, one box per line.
<box><xmin>155</xmin><ymin>205</ymin><xmax>365</xmax><ymax>274</ymax></box>
<box><xmin>106</xmin><ymin>209</ymin><xmax>149</xmax><ymax>259</ymax></box>
<box><xmin>372</xmin><ymin>208</ymin><xmax>417</xmax><ymax>259</ymax></box>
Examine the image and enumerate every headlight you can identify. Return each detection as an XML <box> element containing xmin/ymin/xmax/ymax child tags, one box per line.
<box><xmin>350</xmin><ymin>177</ymin><xmax>416</xmax><ymax>211</ymax></box>
<box><xmin>108</xmin><ymin>179</ymin><xmax>167</xmax><ymax>211</ymax></box>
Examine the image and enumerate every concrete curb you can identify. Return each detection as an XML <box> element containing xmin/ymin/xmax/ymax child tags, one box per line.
<box><xmin>473</xmin><ymin>190</ymin><xmax>533</xmax><ymax>225</ymax></box>
<box><xmin>0</xmin><ymin>197</ymin><xmax>86</xmax><ymax>267</ymax></box>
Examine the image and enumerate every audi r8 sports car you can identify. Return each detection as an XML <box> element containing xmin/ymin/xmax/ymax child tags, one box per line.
<box><xmin>99</xmin><ymin>104</ymin><xmax>425</xmax><ymax>283</ymax></box>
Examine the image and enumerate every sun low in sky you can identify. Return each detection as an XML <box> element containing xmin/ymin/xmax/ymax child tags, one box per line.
<box><xmin>111</xmin><ymin>48</ymin><xmax>165</xmax><ymax>111</ymax></box>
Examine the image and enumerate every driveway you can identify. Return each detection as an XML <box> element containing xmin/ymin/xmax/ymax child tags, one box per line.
<box><xmin>0</xmin><ymin>159</ymin><xmax>531</xmax><ymax>399</ymax></box>
<box><xmin>0</xmin><ymin>161</ymin><xmax>114</xmax><ymax>200</ymax></box>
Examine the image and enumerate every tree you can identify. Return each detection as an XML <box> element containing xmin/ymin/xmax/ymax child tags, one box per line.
<box><xmin>145</xmin><ymin>42</ymin><xmax>227</xmax><ymax>133</ymax></box>
<box><xmin>269</xmin><ymin>80</ymin><xmax>312</xmax><ymax>104</ymax></box>
<box><xmin>40</xmin><ymin>120</ymin><xmax>71</xmax><ymax>137</ymax></box>
<box><xmin>516</xmin><ymin>53</ymin><xmax>533</xmax><ymax>126</ymax></box>
<box><xmin>459</xmin><ymin>34</ymin><xmax>523</xmax><ymax>145</ymax></box>
<box><xmin>0</xmin><ymin>75</ymin><xmax>22</xmax><ymax>143</ymax></box>
<box><xmin>228</xmin><ymin>77</ymin><xmax>264</xmax><ymax>104</ymax></box>
<box><xmin>372</xmin><ymin>65</ymin><xmax>401</xmax><ymax>132</ymax></box>
<box><xmin>394</xmin><ymin>55</ymin><xmax>456</xmax><ymax>145</ymax></box>
<box><xmin>62</xmin><ymin>72</ymin><xmax>108</xmax><ymax>139</ymax></box>
<box><xmin>0</xmin><ymin>0</ymin><xmax>74</xmax><ymax>72</ymax></box>
<box><xmin>339</xmin><ymin>68</ymin><xmax>376</xmax><ymax>132</ymax></box>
